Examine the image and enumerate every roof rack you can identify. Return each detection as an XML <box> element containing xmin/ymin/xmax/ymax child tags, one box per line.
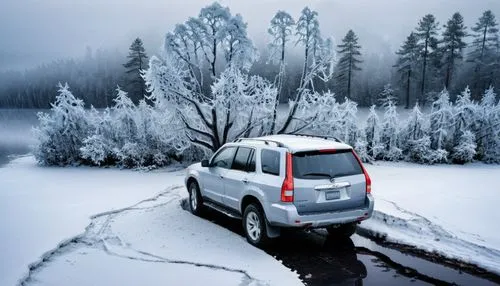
<box><xmin>235</xmin><ymin>138</ymin><xmax>285</xmax><ymax>147</ymax></box>
<box><xmin>287</xmin><ymin>133</ymin><xmax>344</xmax><ymax>143</ymax></box>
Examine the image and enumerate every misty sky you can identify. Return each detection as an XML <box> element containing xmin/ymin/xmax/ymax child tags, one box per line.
<box><xmin>1</xmin><ymin>0</ymin><xmax>499</xmax><ymax>71</ymax></box>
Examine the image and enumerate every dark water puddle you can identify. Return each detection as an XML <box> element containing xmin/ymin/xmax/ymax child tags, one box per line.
<box><xmin>180</xmin><ymin>199</ymin><xmax>498</xmax><ymax>285</ymax></box>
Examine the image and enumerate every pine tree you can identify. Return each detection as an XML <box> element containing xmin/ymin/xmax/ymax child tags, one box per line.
<box><xmin>468</xmin><ymin>10</ymin><xmax>499</xmax><ymax>96</ymax></box>
<box><xmin>336</xmin><ymin>30</ymin><xmax>362</xmax><ymax>99</ymax></box>
<box><xmin>395</xmin><ymin>32</ymin><xmax>420</xmax><ymax>108</ymax></box>
<box><xmin>378</xmin><ymin>83</ymin><xmax>396</xmax><ymax>107</ymax></box>
<box><xmin>442</xmin><ymin>13</ymin><xmax>467</xmax><ymax>89</ymax></box>
<box><xmin>123</xmin><ymin>38</ymin><xmax>148</xmax><ymax>103</ymax></box>
<box><xmin>415</xmin><ymin>14</ymin><xmax>439</xmax><ymax>100</ymax></box>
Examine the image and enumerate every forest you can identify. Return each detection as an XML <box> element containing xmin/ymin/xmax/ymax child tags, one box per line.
<box><xmin>0</xmin><ymin>4</ymin><xmax>499</xmax><ymax>108</ymax></box>
<box><xmin>32</xmin><ymin>3</ymin><xmax>500</xmax><ymax>167</ymax></box>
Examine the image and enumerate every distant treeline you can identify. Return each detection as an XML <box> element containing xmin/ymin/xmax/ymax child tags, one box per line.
<box><xmin>0</xmin><ymin>8</ymin><xmax>499</xmax><ymax>108</ymax></box>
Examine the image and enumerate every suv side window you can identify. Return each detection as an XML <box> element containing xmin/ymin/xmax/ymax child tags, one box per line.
<box><xmin>211</xmin><ymin>147</ymin><xmax>236</xmax><ymax>169</ymax></box>
<box><xmin>232</xmin><ymin>147</ymin><xmax>253</xmax><ymax>172</ymax></box>
<box><xmin>247</xmin><ymin>150</ymin><xmax>256</xmax><ymax>172</ymax></box>
<box><xmin>261</xmin><ymin>149</ymin><xmax>280</xmax><ymax>176</ymax></box>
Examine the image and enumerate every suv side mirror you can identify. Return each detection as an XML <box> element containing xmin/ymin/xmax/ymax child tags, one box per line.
<box><xmin>201</xmin><ymin>159</ymin><xmax>210</xmax><ymax>168</ymax></box>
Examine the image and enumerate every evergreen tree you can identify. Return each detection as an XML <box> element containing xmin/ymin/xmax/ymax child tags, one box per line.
<box><xmin>395</xmin><ymin>32</ymin><xmax>420</xmax><ymax>108</ymax></box>
<box><xmin>378</xmin><ymin>83</ymin><xmax>397</xmax><ymax>107</ymax></box>
<box><xmin>468</xmin><ymin>10</ymin><xmax>499</xmax><ymax>96</ymax></box>
<box><xmin>453</xmin><ymin>86</ymin><xmax>477</xmax><ymax>144</ymax></box>
<box><xmin>123</xmin><ymin>38</ymin><xmax>148</xmax><ymax>103</ymax></box>
<box><xmin>442</xmin><ymin>13</ymin><xmax>467</xmax><ymax>89</ymax></box>
<box><xmin>336</xmin><ymin>30</ymin><xmax>362</xmax><ymax>99</ymax></box>
<box><xmin>415</xmin><ymin>14</ymin><xmax>439</xmax><ymax>100</ymax></box>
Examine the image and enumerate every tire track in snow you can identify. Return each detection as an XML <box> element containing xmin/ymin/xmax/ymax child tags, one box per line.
<box><xmin>17</xmin><ymin>185</ymin><xmax>267</xmax><ymax>286</ymax></box>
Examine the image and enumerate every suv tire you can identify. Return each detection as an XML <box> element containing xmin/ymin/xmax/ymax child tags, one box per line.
<box><xmin>188</xmin><ymin>181</ymin><xmax>204</xmax><ymax>216</ymax></box>
<box><xmin>243</xmin><ymin>204</ymin><xmax>269</xmax><ymax>247</ymax></box>
<box><xmin>326</xmin><ymin>222</ymin><xmax>357</xmax><ymax>237</ymax></box>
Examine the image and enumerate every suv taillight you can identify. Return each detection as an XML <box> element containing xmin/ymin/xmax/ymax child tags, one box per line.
<box><xmin>352</xmin><ymin>150</ymin><xmax>372</xmax><ymax>194</ymax></box>
<box><xmin>281</xmin><ymin>152</ymin><xmax>294</xmax><ymax>202</ymax></box>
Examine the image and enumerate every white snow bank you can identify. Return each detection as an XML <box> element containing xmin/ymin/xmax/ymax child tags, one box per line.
<box><xmin>360</xmin><ymin>162</ymin><xmax>500</xmax><ymax>274</ymax></box>
<box><xmin>0</xmin><ymin>156</ymin><xmax>301</xmax><ymax>286</ymax></box>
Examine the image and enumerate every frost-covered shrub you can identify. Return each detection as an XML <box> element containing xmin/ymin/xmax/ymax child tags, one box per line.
<box><xmin>354</xmin><ymin>132</ymin><xmax>372</xmax><ymax>163</ymax></box>
<box><xmin>80</xmin><ymin>134</ymin><xmax>113</xmax><ymax>165</ymax></box>
<box><xmin>34</xmin><ymin>83</ymin><xmax>90</xmax><ymax>165</ymax></box>
<box><xmin>451</xmin><ymin>131</ymin><xmax>477</xmax><ymax>164</ymax></box>
<box><xmin>406</xmin><ymin>136</ymin><xmax>447</xmax><ymax>164</ymax></box>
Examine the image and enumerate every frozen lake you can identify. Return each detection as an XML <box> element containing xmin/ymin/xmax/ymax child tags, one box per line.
<box><xmin>0</xmin><ymin>109</ymin><xmax>40</xmax><ymax>166</ymax></box>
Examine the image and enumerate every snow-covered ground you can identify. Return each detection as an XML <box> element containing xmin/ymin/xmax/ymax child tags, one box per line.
<box><xmin>2</xmin><ymin>155</ymin><xmax>500</xmax><ymax>285</ymax></box>
<box><xmin>0</xmin><ymin>156</ymin><xmax>301</xmax><ymax>286</ymax></box>
<box><xmin>361</xmin><ymin>162</ymin><xmax>500</xmax><ymax>274</ymax></box>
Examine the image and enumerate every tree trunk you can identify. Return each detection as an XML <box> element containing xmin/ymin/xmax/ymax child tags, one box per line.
<box><xmin>406</xmin><ymin>69</ymin><xmax>411</xmax><ymax>109</ymax></box>
<box><xmin>420</xmin><ymin>38</ymin><xmax>429</xmax><ymax>104</ymax></box>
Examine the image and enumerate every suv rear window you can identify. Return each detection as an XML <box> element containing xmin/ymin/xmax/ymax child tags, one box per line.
<box><xmin>292</xmin><ymin>150</ymin><xmax>362</xmax><ymax>180</ymax></box>
<box><xmin>261</xmin><ymin>149</ymin><xmax>280</xmax><ymax>176</ymax></box>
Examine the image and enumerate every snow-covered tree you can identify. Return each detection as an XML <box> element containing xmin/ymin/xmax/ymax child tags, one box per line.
<box><xmin>364</xmin><ymin>105</ymin><xmax>383</xmax><ymax>158</ymax></box>
<box><xmin>34</xmin><ymin>83</ymin><xmax>90</xmax><ymax>165</ymax></box>
<box><xmin>451</xmin><ymin>130</ymin><xmax>477</xmax><ymax>163</ymax></box>
<box><xmin>476</xmin><ymin>86</ymin><xmax>500</xmax><ymax>162</ymax></box>
<box><xmin>339</xmin><ymin>99</ymin><xmax>359</xmax><ymax>146</ymax></box>
<box><xmin>354</xmin><ymin>130</ymin><xmax>371</xmax><ymax>163</ymax></box>
<box><xmin>429</xmin><ymin>89</ymin><xmax>454</xmax><ymax>161</ymax></box>
<box><xmin>400</xmin><ymin>104</ymin><xmax>444</xmax><ymax>163</ymax></box>
<box><xmin>379</xmin><ymin>100</ymin><xmax>402</xmax><ymax>161</ymax></box>
<box><xmin>295</xmin><ymin>7</ymin><xmax>320</xmax><ymax>87</ymax></box>
<box><xmin>378</xmin><ymin>83</ymin><xmax>397</xmax><ymax>107</ymax></box>
<box><xmin>267</xmin><ymin>10</ymin><xmax>295</xmax><ymax>133</ymax></box>
<box><xmin>268</xmin><ymin>11</ymin><xmax>295</xmax><ymax>65</ymax></box>
<box><xmin>453</xmin><ymin>86</ymin><xmax>477</xmax><ymax>144</ymax></box>
<box><xmin>221</xmin><ymin>14</ymin><xmax>257</xmax><ymax>70</ymax></box>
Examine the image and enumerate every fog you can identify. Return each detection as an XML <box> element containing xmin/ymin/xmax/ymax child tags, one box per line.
<box><xmin>0</xmin><ymin>0</ymin><xmax>499</xmax><ymax>70</ymax></box>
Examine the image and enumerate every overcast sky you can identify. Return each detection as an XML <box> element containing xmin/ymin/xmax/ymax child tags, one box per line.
<box><xmin>1</xmin><ymin>0</ymin><xmax>499</xmax><ymax>71</ymax></box>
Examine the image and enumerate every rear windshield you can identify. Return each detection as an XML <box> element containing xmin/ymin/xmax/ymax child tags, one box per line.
<box><xmin>292</xmin><ymin>150</ymin><xmax>362</xmax><ymax>180</ymax></box>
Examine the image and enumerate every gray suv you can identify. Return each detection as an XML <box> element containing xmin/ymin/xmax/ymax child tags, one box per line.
<box><xmin>185</xmin><ymin>134</ymin><xmax>374</xmax><ymax>247</ymax></box>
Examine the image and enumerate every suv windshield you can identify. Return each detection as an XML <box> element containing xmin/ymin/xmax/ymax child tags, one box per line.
<box><xmin>292</xmin><ymin>150</ymin><xmax>362</xmax><ymax>180</ymax></box>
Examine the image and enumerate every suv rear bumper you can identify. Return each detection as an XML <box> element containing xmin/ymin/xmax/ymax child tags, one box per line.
<box><xmin>266</xmin><ymin>194</ymin><xmax>374</xmax><ymax>228</ymax></box>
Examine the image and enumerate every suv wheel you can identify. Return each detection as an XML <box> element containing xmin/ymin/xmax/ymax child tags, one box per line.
<box><xmin>243</xmin><ymin>204</ymin><xmax>269</xmax><ymax>247</ymax></box>
<box><xmin>188</xmin><ymin>181</ymin><xmax>204</xmax><ymax>216</ymax></box>
<box><xmin>326</xmin><ymin>222</ymin><xmax>357</xmax><ymax>237</ymax></box>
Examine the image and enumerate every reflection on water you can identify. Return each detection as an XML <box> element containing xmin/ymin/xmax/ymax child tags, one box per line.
<box><xmin>0</xmin><ymin>108</ymin><xmax>42</xmax><ymax>166</ymax></box>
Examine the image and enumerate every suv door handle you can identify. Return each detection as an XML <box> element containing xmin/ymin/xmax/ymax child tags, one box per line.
<box><xmin>242</xmin><ymin>178</ymin><xmax>249</xmax><ymax>184</ymax></box>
